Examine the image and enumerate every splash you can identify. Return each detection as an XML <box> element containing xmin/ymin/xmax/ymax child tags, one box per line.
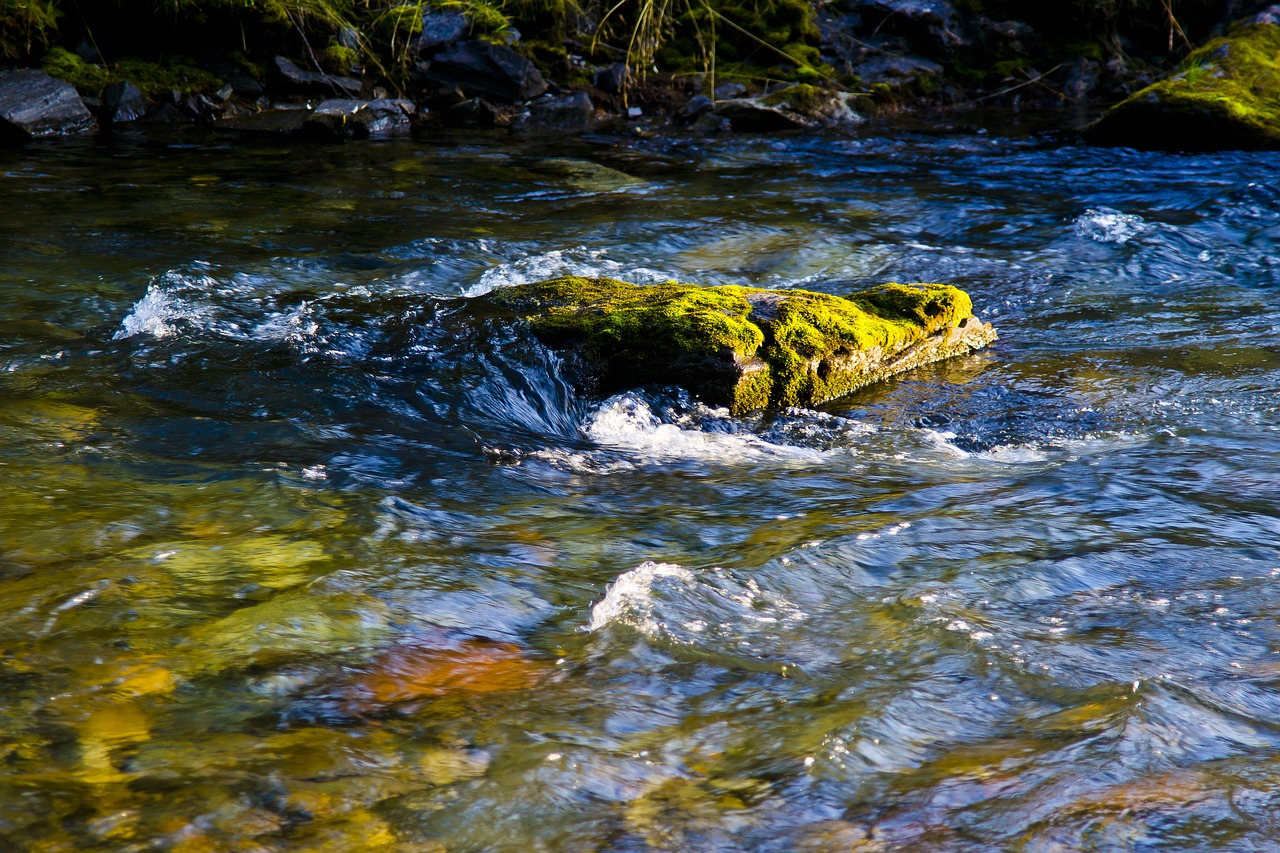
<box><xmin>114</xmin><ymin>278</ymin><xmax>216</xmax><ymax>340</ymax></box>
<box><xmin>588</xmin><ymin>561</ymin><xmax>695</xmax><ymax>635</ymax></box>
<box><xmin>462</xmin><ymin>248</ymin><xmax>671</xmax><ymax>297</ymax></box>
<box><xmin>1074</xmin><ymin>207</ymin><xmax>1149</xmax><ymax>245</ymax></box>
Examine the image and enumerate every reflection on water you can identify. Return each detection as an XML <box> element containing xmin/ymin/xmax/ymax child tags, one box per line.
<box><xmin>1</xmin><ymin>128</ymin><xmax>1279</xmax><ymax>851</ymax></box>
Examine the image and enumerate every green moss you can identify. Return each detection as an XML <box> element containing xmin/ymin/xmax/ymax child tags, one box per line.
<box><xmin>487</xmin><ymin>276</ymin><xmax>983</xmax><ymax>412</ymax></box>
<box><xmin>41</xmin><ymin>46</ymin><xmax>111</xmax><ymax>92</ymax></box>
<box><xmin>40</xmin><ymin>46</ymin><xmax>223</xmax><ymax>96</ymax></box>
<box><xmin>1088</xmin><ymin>22</ymin><xmax>1280</xmax><ymax>150</ymax></box>
<box><xmin>761</xmin><ymin>82</ymin><xmax>823</xmax><ymax>111</ymax></box>
<box><xmin>324</xmin><ymin>42</ymin><xmax>359</xmax><ymax>74</ymax></box>
<box><xmin>488</xmin><ymin>275</ymin><xmax>765</xmax><ymax>372</ymax></box>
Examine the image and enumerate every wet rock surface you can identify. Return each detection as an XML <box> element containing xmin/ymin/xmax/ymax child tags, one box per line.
<box><xmin>482</xmin><ymin>276</ymin><xmax>996</xmax><ymax>412</ymax></box>
<box><xmin>0</xmin><ymin>69</ymin><xmax>96</xmax><ymax>140</ymax></box>
<box><xmin>305</xmin><ymin>98</ymin><xmax>415</xmax><ymax>138</ymax></box>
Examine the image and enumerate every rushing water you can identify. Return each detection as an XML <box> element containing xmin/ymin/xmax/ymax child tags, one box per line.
<box><xmin>1</xmin><ymin>124</ymin><xmax>1279</xmax><ymax>852</ymax></box>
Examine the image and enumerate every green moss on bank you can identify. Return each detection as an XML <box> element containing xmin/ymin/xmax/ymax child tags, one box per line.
<box><xmin>1088</xmin><ymin>22</ymin><xmax>1280</xmax><ymax>150</ymax></box>
<box><xmin>488</xmin><ymin>276</ymin><xmax>981</xmax><ymax>411</ymax></box>
<box><xmin>41</xmin><ymin>46</ymin><xmax>224</xmax><ymax>96</ymax></box>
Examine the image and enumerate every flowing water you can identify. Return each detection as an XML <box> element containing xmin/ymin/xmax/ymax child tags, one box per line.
<box><xmin>1</xmin><ymin>125</ymin><xmax>1279</xmax><ymax>852</ymax></box>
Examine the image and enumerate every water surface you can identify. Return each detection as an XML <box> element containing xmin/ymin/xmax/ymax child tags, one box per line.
<box><xmin>1</xmin><ymin>127</ymin><xmax>1279</xmax><ymax>851</ymax></box>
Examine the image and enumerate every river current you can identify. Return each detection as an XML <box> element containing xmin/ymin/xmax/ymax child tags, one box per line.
<box><xmin>1</xmin><ymin>126</ymin><xmax>1279</xmax><ymax>851</ymax></box>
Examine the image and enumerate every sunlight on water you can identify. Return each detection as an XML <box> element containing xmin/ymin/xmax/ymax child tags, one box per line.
<box><xmin>1</xmin><ymin>132</ymin><xmax>1278</xmax><ymax>851</ymax></box>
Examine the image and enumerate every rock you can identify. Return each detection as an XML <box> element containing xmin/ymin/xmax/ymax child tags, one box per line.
<box><xmin>682</xmin><ymin>93</ymin><xmax>713</xmax><ymax>117</ymax></box>
<box><xmin>440</xmin><ymin>96</ymin><xmax>500</xmax><ymax>128</ymax></box>
<box><xmin>593</xmin><ymin>62</ymin><xmax>632</xmax><ymax>94</ymax></box>
<box><xmin>481</xmin><ymin>277</ymin><xmax>997</xmax><ymax>413</ymax></box>
<box><xmin>712</xmin><ymin>97</ymin><xmax>814</xmax><ymax>131</ymax></box>
<box><xmin>1061</xmin><ymin>57</ymin><xmax>1102</xmax><ymax>103</ymax></box>
<box><xmin>850</xmin><ymin>0</ymin><xmax>966</xmax><ymax>56</ymax></box>
<box><xmin>852</xmin><ymin>54</ymin><xmax>943</xmax><ymax>87</ymax></box>
<box><xmin>183</xmin><ymin>93</ymin><xmax>222</xmax><ymax>122</ymax></box>
<box><xmin>714</xmin><ymin>81</ymin><xmax>747</xmax><ymax>100</ymax></box>
<box><xmin>213</xmin><ymin>108</ymin><xmax>311</xmax><ymax>136</ymax></box>
<box><xmin>1086</xmin><ymin>22</ymin><xmax>1280</xmax><ymax>150</ymax></box>
<box><xmin>761</xmin><ymin>83</ymin><xmax>864</xmax><ymax>131</ymax></box>
<box><xmin>1255</xmin><ymin>4</ymin><xmax>1280</xmax><ymax>24</ymax></box>
<box><xmin>418</xmin><ymin>9</ymin><xmax>468</xmax><ymax>53</ymax></box>
<box><xmin>518</xmin><ymin>91</ymin><xmax>594</xmax><ymax>133</ymax></box>
<box><xmin>0</xmin><ymin>69</ymin><xmax>97</xmax><ymax>140</ymax></box>
<box><xmin>101</xmin><ymin>81</ymin><xmax>149</xmax><ymax>124</ymax></box>
<box><xmin>273</xmin><ymin>55</ymin><xmax>362</xmax><ymax>97</ymax></box>
<box><xmin>423</xmin><ymin>40</ymin><xmax>548</xmax><ymax>101</ymax></box>
<box><xmin>305</xmin><ymin>98</ymin><xmax>413</xmax><ymax>138</ymax></box>
<box><xmin>343</xmin><ymin>640</ymin><xmax>547</xmax><ymax>706</ymax></box>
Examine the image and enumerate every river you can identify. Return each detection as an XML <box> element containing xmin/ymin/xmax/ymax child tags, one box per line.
<box><xmin>2</xmin><ymin>126</ymin><xmax>1279</xmax><ymax>851</ymax></box>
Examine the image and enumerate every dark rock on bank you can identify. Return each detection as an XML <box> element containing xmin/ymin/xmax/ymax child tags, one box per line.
<box><xmin>517</xmin><ymin>91</ymin><xmax>594</xmax><ymax>134</ymax></box>
<box><xmin>482</xmin><ymin>277</ymin><xmax>996</xmax><ymax>413</ymax></box>
<box><xmin>0</xmin><ymin>69</ymin><xmax>97</xmax><ymax>140</ymax></box>
<box><xmin>305</xmin><ymin>98</ymin><xmax>415</xmax><ymax>138</ymax></box>
<box><xmin>1086</xmin><ymin>21</ymin><xmax>1280</xmax><ymax>150</ymax></box>
<box><xmin>417</xmin><ymin>9</ymin><xmax>468</xmax><ymax>53</ymax></box>
<box><xmin>423</xmin><ymin>40</ymin><xmax>548</xmax><ymax>101</ymax></box>
<box><xmin>593</xmin><ymin>63</ymin><xmax>631</xmax><ymax>95</ymax></box>
<box><xmin>101</xmin><ymin>81</ymin><xmax>149</xmax><ymax>124</ymax></box>
<box><xmin>712</xmin><ymin>98</ymin><xmax>813</xmax><ymax>131</ymax></box>
<box><xmin>273</xmin><ymin>56</ymin><xmax>362</xmax><ymax>97</ymax></box>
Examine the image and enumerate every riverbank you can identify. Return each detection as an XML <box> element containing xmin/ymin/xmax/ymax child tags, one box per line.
<box><xmin>4</xmin><ymin>0</ymin><xmax>1278</xmax><ymax>144</ymax></box>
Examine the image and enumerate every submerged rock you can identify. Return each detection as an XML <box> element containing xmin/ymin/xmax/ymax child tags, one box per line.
<box><xmin>214</xmin><ymin>108</ymin><xmax>311</xmax><ymax>136</ymax></box>
<box><xmin>0</xmin><ymin>69</ymin><xmax>97</xmax><ymax>140</ymax></box>
<box><xmin>1086</xmin><ymin>21</ymin><xmax>1280</xmax><ymax>151</ymax></box>
<box><xmin>482</xmin><ymin>277</ymin><xmax>996</xmax><ymax>413</ymax></box>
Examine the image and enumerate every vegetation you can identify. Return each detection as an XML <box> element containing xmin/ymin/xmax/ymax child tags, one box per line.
<box><xmin>1088</xmin><ymin>22</ymin><xmax>1280</xmax><ymax>149</ymax></box>
<box><xmin>486</xmin><ymin>276</ymin><xmax>990</xmax><ymax>412</ymax></box>
<box><xmin>0</xmin><ymin>0</ymin><xmax>1260</xmax><ymax>101</ymax></box>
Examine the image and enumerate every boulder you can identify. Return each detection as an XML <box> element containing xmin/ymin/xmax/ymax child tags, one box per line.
<box><xmin>0</xmin><ymin>69</ymin><xmax>97</xmax><ymax>140</ymax></box>
<box><xmin>418</xmin><ymin>9</ymin><xmax>468</xmax><ymax>53</ymax></box>
<box><xmin>101</xmin><ymin>80</ymin><xmax>149</xmax><ymax>124</ymax></box>
<box><xmin>273</xmin><ymin>55</ymin><xmax>362</xmax><ymax>97</ymax></box>
<box><xmin>593</xmin><ymin>63</ymin><xmax>632</xmax><ymax>94</ymax></box>
<box><xmin>305</xmin><ymin>98</ymin><xmax>414</xmax><ymax>138</ymax></box>
<box><xmin>712</xmin><ymin>97</ymin><xmax>814</xmax><ymax>131</ymax></box>
<box><xmin>761</xmin><ymin>84</ymin><xmax>864</xmax><ymax>131</ymax></box>
<box><xmin>1086</xmin><ymin>22</ymin><xmax>1280</xmax><ymax>151</ymax></box>
<box><xmin>423</xmin><ymin>40</ymin><xmax>548</xmax><ymax>101</ymax></box>
<box><xmin>518</xmin><ymin>91</ymin><xmax>594</xmax><ymax>133</ymax></box>
<box><xmin>481</xmin><ymin>277</ymin><xmax>996</xmax><ymax>413</ymax></box>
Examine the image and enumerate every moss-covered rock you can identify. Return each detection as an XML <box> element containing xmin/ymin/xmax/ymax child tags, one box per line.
<box><xmin>483</xmin><ymin>276</ymin><xmax>996</xmax><ymax>413</ymax></box>
<box><xmin>1086</xmin><ymin>22</ymin><xmax>1280</xmax><ymax>151</ymax></box>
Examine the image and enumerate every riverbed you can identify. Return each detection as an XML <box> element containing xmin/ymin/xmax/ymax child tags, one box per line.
<box><xmin>2</xmin><ymin>126</ymin><xmax>1279</xmax><ymax>851</ymax></box>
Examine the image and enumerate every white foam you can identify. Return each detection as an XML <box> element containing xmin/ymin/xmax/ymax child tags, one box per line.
<box><xmin>463</xmin><ymin>248</ymin><xmax>672</xmax><ymax>297</ymax></box>
<box><xmin>580</xmin><ymin>392</ymin><xmax>827</xmax><ymax>466</ymax></box>
<box><xmin>114</xmin><ymin>279</ymin><xmax>216</xmax><ymax>340</ymax></box>
<box><xmin>587</xmin><ymin>561</ymin><xmax>810</xmax><ymax>661</ymax></box>
<box><xmin>588</xmin><ymin>561</ymin><xmax>694</xmax><ymax>634</ymax></box>
<box><xmin>1074</xmin><ymin>207</ymin><xmax>1149</xmax><ymax>245</ymax></box>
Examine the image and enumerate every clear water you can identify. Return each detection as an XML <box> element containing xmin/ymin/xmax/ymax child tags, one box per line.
<box><xmin>1</xmin><ymin>127</ymin><xmax>1279</xmax><ymax>851</ymax></box>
